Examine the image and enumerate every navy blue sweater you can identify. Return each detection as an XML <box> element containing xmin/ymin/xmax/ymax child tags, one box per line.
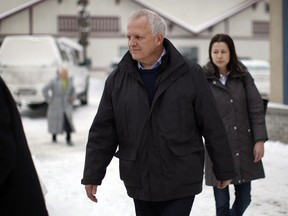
<box><xmin>138</xmin><ymin>67</ymin><xmax>159</xmax><ymax>104</ymax></box>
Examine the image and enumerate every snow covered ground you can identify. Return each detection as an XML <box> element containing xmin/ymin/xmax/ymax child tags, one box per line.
<box><xmin>21</xmin><ymin>72</ymin><xmax>288</xmax><ymax>216</ymax></box>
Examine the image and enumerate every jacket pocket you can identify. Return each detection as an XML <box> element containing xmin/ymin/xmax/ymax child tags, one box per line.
<box><xmin>114</xmin><ymin>148</ymin><xmax>142</xmax><ymax>187</ymax></box>
<box><xmin>114</xmin><ymin>147</ymin><xmax>137</xmax><ymax>161</ymax></box>
<box><xmin>118</xmin><ymin>159</ymin><xmax>142</xmax><ymax>187</ymax></box>
<box><xmin>168</xmin><ymin>137</ymin><xmax>204</xmax><ymax>156</ymax></box>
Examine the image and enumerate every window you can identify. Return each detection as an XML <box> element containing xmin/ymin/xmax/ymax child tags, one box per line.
<box><xmin>253</xmin><ymin>21</ymin><xmax>269</xmax><ymax>36</ymax></box>
<box><xmin>58</xmin><ymin>16</ymin><xmax>78</xmax><ymax>32</ymax></box>
<box><xmin>58</xmin><ymin>16</ymin><xmax>119</xmax><ymax>32</ymax></box>
<box><xmin>90</xmin><ymin>17</ymin><xmax>119</xmax><ymax>32</ymax></box>
<box><xmin>178</xmin><ymin>47</ymin><xmax>199</xmax><ymax>63</ymax></box>
<box><xmin>265</xmin><ymin>1</ymin><xmax>270</xmax><ymax>13</ymax></box>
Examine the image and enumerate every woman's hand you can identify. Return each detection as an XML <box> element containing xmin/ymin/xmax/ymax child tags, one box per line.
<box><xmin>254</xmin><ymin>141</ymin><xmax>265</xmax><ymax>163</ymax></box>
<box><xmin>216</xmin><ymin>179</ymin><xmax>232</xmax><ymax>189</ymax></box>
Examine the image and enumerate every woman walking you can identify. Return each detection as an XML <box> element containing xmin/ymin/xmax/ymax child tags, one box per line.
<box><xmin>203</xmin><ymin>33</ymin><xmax>268</xmax><ymax>216</ymax></box>
<box><xmin>43</xmin><ymin>66</ymin><xmax>75</xmax><ymax>145</ymax></box>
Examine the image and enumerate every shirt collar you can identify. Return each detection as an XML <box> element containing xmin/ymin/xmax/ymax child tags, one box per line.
<box><xmin>219</xmin><ymin>72</ymin><xmax>230</xmax><ymax>85</ymax></box>
<box><xmin>138</xmin><ymin>48</ymin><xmax>166</xmax><ymax>70</ymax></box>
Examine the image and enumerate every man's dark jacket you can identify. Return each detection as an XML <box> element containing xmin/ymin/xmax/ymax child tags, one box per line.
<box><xmin>82</xmin><ymin>39</ymin><xmax>236</xmax><ymax>201</ymax></box>
<box><xmin>0</xmin><ymin>77</ymin><xmax>49</xmax><ymax>215</ymax></box>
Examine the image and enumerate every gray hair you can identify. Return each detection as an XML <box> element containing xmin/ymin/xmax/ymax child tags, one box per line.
<box><xmin>128</xmin><ymin>9</ymin><xmax>167</xmax><ymax>37</ymax></box>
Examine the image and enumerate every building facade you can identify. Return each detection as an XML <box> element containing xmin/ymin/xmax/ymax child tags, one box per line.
<box><xmin>0</xmin><ymin>0</ymin><xmax>270</xmax><ymax>71</ymax></box>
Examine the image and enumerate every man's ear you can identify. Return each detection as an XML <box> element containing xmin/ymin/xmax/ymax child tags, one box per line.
<box><xmin>155</xmin><ymin>33</ymin><xmax>164</xmax><ymax>46</ymax></box>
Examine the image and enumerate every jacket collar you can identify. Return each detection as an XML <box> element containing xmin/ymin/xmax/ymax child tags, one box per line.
<box><xmin>203</xmin><ymin>61</ymin><xmax>246</xmax><ymax>80</ymax></box>
<box><xmin>119</xmin><ymin>38</ymin><xmax>187</xmax><ymax>82</ymax></box>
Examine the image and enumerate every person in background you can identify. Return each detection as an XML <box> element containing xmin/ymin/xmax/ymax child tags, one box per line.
<box><xmin>0</xmin><ymin>76</ymin><xmax>49</xmax><ymax>216</ymax></box>
<box><xmin>81</xmin><ymin>9</ymin><xmax>236</xmax><ymax>216</ymax></box>
<box><xmin>202</xmin><ymin>33</ymin><xmax>268</xmax><ymax>216</ymax></box>
<box><xmin>42</xmin><ymin>66</ymin><xmax>75</xmax><ymax>145</ymax></box>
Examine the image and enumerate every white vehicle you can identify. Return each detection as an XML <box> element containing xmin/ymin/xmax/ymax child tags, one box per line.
<box><xmin>241</xmin><ymin>59</ymin><xmax>270</xmax><ymax>97</ymax></box>
<box><xmin>0</xmin><ymin>35</ymin><xmax>89</xmax><ymax>108</ymax></box>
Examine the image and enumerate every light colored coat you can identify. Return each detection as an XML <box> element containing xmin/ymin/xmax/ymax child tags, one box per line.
<box><xmin>42</xmin><ymin>76</ymin><xmax>75</xmax><ymax>134</ymax></box>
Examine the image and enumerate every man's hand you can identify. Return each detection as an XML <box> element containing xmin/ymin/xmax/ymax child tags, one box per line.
<box><xmin>85</xmin><ymin>185</ymin><xmax>98</xmax><ymax>202</ymax></box>
<box><xmin>216</xmin><ymin>179</ymin><xmax>232</xmax><ymax>189</ymax></box>
<box><xmin>254</xmin><ymin>141</ymin><xmax>265</xmax><ymax>163</ymax></box>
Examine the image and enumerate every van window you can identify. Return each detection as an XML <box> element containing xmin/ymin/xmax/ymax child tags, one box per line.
<box><xmin>59</xmin><ymin>48</ymin><xmax>69</xmax><ymax>62</ymax></box>
<box><xmin>70</xmin><ymin>50</ymin><xmax>80</xmax><ymax>65</ymax></box>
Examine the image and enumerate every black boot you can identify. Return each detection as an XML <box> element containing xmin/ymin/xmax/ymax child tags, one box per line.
<box><xmin>52</xmin><ymin>134</ymin><xmax>57</xmax><ymax>143</ymax></box>
<box><xmin>66</xmin><ymin>133</ymin><xmax>73</xmax><ymax>146</ymax></box>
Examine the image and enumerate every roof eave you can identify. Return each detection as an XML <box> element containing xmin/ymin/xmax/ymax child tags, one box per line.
<box><xmin>132</xmin><ymin>0</ymin><xmax>262</xmax><ymax>34</ymax></box>
<box><xmin>0</xmin><ymin>0</ymin><xmax>46</xmax><ymax>21</ymax></box>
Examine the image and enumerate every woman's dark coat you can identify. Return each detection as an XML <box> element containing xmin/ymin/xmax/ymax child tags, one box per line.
<box><xmin>203</xmin><ymin>62</ymin><xmax>268</xmax><ymax>186</ymax></box>
<box><xmin>0</xmin><ymin>77</ymin><xmax>49</xmax><ymax>215</ymax></box>
<box><xmin>82</xmin><ymin>39</ymin><xmax>236</xmax><ymax>201</ymax></box>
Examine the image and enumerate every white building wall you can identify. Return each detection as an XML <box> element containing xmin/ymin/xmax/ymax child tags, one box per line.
<box><xmin>229</xmin><ymin>10</ymin><xmax>254</xmax><ymax>36</ymax></box>
<box><xmin>33</xmin><ymin>2</ymin><xmax>60</xmax><ymax>34</ymax></box>
<box><xmin>0</xmin><ymin>0</ymin><xmax>270</xmax><ymax>69</ymax></box>
<box><xmin>0</xmin><ymin>11</ymin><xmax>30</xmax><ymax>34</ymax></box>
<box><xmin>87</xmin><ymin>38</ymin><xmax>127</xmax><ymax>71</ymax></box>
<box><xmin>235</xmin><ymin>40</ymin><xmax>269</xmax><ymax>60</ymax></box>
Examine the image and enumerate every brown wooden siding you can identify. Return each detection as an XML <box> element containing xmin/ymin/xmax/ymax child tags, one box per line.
<box><xmin>253</xmin><ymin>21</ymin><xmax>269</xmax><ymax>36</ymax></box>
<box><xmin>58</xmin><ymin>16</ymin><xmax>119</xmax><ymax>32</ymax></box>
